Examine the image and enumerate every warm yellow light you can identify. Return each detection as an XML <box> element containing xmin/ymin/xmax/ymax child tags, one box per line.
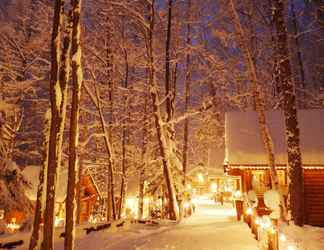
<box><xmin>259</xmin><ymin>216</ymin><xmax>272</xmax><ymax>230</ymax></box>
<box><xmin>245</xmin><ymin>207</ymin><xmax>253</xmax><ymax>215</ymax></box>
<box><xmin>210</xmin><ymin>183</ymin><xmax>217</xmax><ymax>192</ymax></box>
<box><xmin>269</xmin><ymin>227</ymin><xmax>276</xmax><ymax>234</ymax></box>
<box><xmin>234</xmin><ymin>190</ymin><xmax>242</xmax><ymax>198</ymax></box>
<box><xmin>197</xmin><ymin>173</ymin><xmax>204</xmax><ymax>183</ymax></box>
<box><xmin>186</xmin><ymin>184</ymin><xmax>192</xmax><ymax>190</ymax></box>
<box><xmin>7</xmin><ymin>223</ymin><xmax>20</xmax><ymax>231</ymax></box>
<box><xmin>183</xmin><ymin>202</ymin><xmax>190</xmax><ymax>209</ymax></box>
<box><xmin>54</xmin><ymin>216</ymin><xmax>64</xmax><ymax>227</ymax></box>
<box><xmin>7</xmin><ymin>218</ymin><xmax>20</xmax><ymax>232</ymax></box>
<box><xmin>279</xmin><ymin>234</ymin><xmax>286</xmax><ymax>242</ymax></box>
<box><xmin>288</xmin><ymin>246</ymin><xmax>295</xmax><ymax>250</ymax></box>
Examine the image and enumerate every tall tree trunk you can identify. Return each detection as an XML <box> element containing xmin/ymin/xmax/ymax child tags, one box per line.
<box><xmin>138</xmin><ymin>95</ymin><xmax>148</xmax><ymax>219</ymax></box>
<box><xmin>29</xmin><ymin>111</ymin><xmax>51</xmax><ymax>250</ymax></box>
<box><xmin>42</xmin><ymin>1</ymin><xmax>70</xmax><ymax>249</ymax></box>
<box><xmin>118</xmin><ymin>43</ymin><xmax>129</xmax><ymax>219</ymax></box>
<box><xmin>65</xmin><ymin>0</ymin><xmax>83</xmax><ymax>249</ymax></box>
<box><xmin>93</xmin><ymin>82</ymin><xmax>116</xmax><ymax>222</ymax></box>
<box><xmin>76</xmin><ymin>157</ymin><xmax>83</xmax><ymax>224</ymax></box>
<box><xmin>182</xmin><ymin>0</ymin><xmax>191</xmax><ymax>186</ymax></box>
<box><xmin>105</xmin><ymin>3</ymin><xmax>116</xmax><ymax>221</ymax></box>
<box><xmin>147</xmin><ymin>0</ymin><xmax>179</xmax><ymax>221</ymax></box>
<box><xmin>83</xmin><ymin>77</ymin><xmax>116</xmax><ymax>222</ymax></box>
<box><xmin>291</xmin><ymin>0</ymin><xmax>306</xmax><ymax>108</ymax></box>
<box><xmin>229</xmin><ymin>0</ymin><xmax>288</xmax><ymax>220</ymax></box>
<box><xmin>165</xmin><ymin>0</ymin><xmax>173</xmax><ymax>122</ymax></box>
<box><xmin>272</xmin><ymin>0</ymin><xmax>304</xmax><ymax>226</ymax></box>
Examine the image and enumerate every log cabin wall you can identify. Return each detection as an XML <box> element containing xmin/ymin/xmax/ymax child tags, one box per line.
<box><xmin>304</xmin><ymin>169</ymin><xmax>324</xmax><ymax>226</ymax></box>
<box><xmin>228</xmin><ymin>166</ymin><xmax>324</xmax><ymax>226</ymax></box>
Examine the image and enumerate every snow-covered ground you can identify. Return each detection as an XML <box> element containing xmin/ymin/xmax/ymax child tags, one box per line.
<box><xmin>1</xmin><ymin>199</ymin><xmax>258</xmax><ymax>250</ymax></box>
<box><xmin>3</xmin><ymin>200</ymin><xmax>324</xmax><ymax>250</ymax></box>
<box><xmin>279</xmin><ymin>224</ymin><xmax>324</xmax><ymax>250</ymax></box>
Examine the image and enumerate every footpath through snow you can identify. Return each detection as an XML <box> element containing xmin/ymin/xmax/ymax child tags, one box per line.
<box><xmin>1</xmin><ymin>200</ymin><xmax>258</xmax><ymax>250</ymax></box>
<box><xmin>61</xmin><ymin>200</ymin><xmax>258</xmax><ymax>250</ymax></box>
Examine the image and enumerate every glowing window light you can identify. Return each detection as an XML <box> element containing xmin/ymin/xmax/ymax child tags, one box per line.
<box><xmin>287</xmin><ymin>246</ymin><xmax>295</xmax><ymax>250</ymax></box>
<box><xmin>210</xmin><ymin>183</ymin><xmax>217</xmax><ymax>193</ymax></box>
<box><xmin>197</xmin><ymin>173</ymin><xmax>204</xmax><ymax>183</ymax></box>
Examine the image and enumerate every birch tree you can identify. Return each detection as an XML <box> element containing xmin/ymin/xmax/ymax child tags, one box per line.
<box><xmin>65</xmin><ymin>0</ymin><xmax>83</xmax><ymax>249</ymax></box>
<box><xmin>229</xmin><ymin>0</ymin><xmax>288</xmax><ymax>220</ymax></box>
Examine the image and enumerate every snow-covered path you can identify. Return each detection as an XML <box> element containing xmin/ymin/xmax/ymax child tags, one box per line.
<box><xmin>120</xmin><ymin>201</ymin><xmax>258</xmax><ymax>250</ymax></box>
<box><xmin>69</xmin><ymin>200</ymin><xmax>258</xmax><ymax>250</ymax></box>
<box><xmin>1</xmin><ymin>200</ymin><xmax>258</xmax><ymax>250</ymax></box>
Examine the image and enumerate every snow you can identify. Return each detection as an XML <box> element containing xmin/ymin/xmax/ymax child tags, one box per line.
<box><xmin>0</xmin><ymin>200</ymin><xmax>258</xmax><ymax>250</ymax></box>
<box><xmin>225</xmin><ymin>110</ymin><xmax>324</xmax><ymax>165</ymax></box>
<box><xmin>263</xmin><ymin>189</ymin><xmax>280</xmax><ymax>219</ymax></box>
<box><xmin>21</xmin><ymin>166</ymin><xmax>68</xmax><ymax>202</ymax></box>
<box><xmin>279</xmin><ymin>224</ymin><xmax>324</xmax><ymax>250</ymax></box>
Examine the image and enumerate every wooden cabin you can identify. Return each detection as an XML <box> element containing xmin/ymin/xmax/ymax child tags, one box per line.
<box><xmin>224</xmin><ymin>110</ymin><xmax>324</xmax><ymax>226</ymax></box>
<box><xmin>78</xmin><ymin>174</ymin><xmax>101</xmax><ymax>223</ymax></box>
<box><xmin>7</xmin><ymin>166</ymin><xmax>103</xmax><ymax>225</ymax></box>
<box><xmin>188</xmin><ymin>165</ymin><xmax>241</xmax><ymax>196</ymax></box>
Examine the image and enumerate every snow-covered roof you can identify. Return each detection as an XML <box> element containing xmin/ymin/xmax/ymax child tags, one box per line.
<box><xmin>225</xmin><ymin>110</ymin><xmax>324</xmax><ymax>165</ymax></box>
<box><xmin>21</xmin><ymin>166</ymin><xmax>68</xmax><ymax>202</ymax></box>
<box><xmin>188</xmin><ymin>166</ymin><xmax>225</xmax><ymax>176</ymax></box>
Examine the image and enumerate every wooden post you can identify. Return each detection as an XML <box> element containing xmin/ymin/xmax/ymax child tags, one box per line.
<box><xmin>251</xmin><ymin>210</ymin><xmax>258</xmax><ymax>239</ymax></box>
<box><xmin>268</xmin><ymin>219</ymin><xmax>279</xmax><ymax>250</ymax></box>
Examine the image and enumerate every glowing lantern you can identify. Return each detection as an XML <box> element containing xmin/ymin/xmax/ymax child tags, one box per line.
<box><xmin>210</xmin><ymin>183</ymin><xmax>217</xmax><ymax>193</ymax></box>
<box><xmin>183</xmin><ymin>202</ymin><xmax>190</xmax><ymax>209</ymax></box>
<box><xmin>6</xmin><ymin>218</ymin><xmax>20</xmax><ymax>232</ymax></box>
<box><xmin>234</xmin><ymin>190</ymin><xmax>242</xmax><ymax>199</ymax></box>
<box><xmin>245</xmin><ymin>207</ymin><xmax>253</xmax><ymax>215</ymax></box>
<box><xmin>279</xmin><ymin>234</ymin><xmax>286</xmax><ymax>242</ymax></box>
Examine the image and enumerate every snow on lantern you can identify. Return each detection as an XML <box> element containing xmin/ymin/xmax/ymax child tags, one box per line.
<box><xmin>245</xmin><ymin>207</ymin><xmax>253</xmax><ymax>215</ymax></box>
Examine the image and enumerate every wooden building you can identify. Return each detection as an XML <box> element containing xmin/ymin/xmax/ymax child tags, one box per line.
<box><xmin>15</xmin><ymin>166</ymin><xmax>102</xmax><ymax>225</ymax></box>
<box><xmin>224</xmin><ymin>110</ymin><xmax>324</xmax><ymax>226</ymax></box>
<box><xmin>188</xmin><ymin>165</ymin><xmax>241</xmax><ymax>196</ymax></box>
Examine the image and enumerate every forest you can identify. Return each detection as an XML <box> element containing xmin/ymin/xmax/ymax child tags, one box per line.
<box><xmin>0</xmin><ymin>0</ymin><xmax>323</xmax><ymax>250</ymax></box>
